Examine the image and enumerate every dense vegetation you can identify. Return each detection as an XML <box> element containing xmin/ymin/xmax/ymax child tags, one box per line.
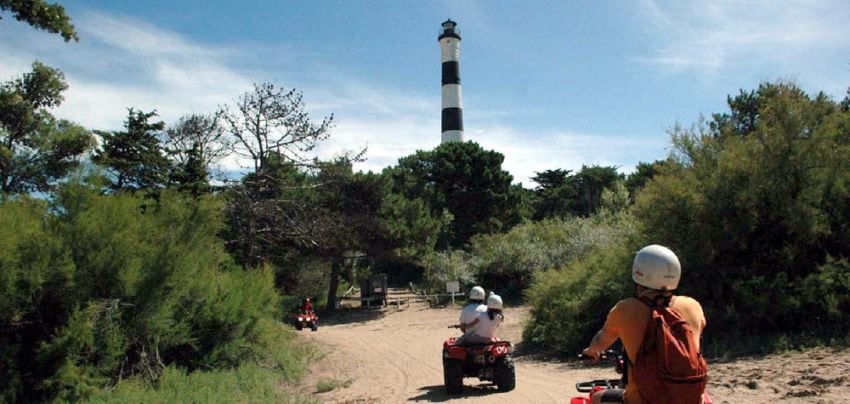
<box><xmin>523</xmin><ymin>83</ymin><xmax>850</xmax><ymax>356</ymax></box>
<box><xmin>3</xmin><ymin>1</ymin><xmax>850</xmax><ymax>401</ymax></box>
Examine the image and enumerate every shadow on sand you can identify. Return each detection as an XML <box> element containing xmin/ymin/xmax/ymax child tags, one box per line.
<box><xmin>317</xmin><ymin>307</ymin><xmax>388</xmax><ymax>326</ymax></box>
<box><xmin>408</xmin><ymin>383</ymin><xmax>504</xmax><ymax>402</ymax></box>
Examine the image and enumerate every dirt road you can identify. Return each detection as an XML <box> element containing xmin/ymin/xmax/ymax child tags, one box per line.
<box><xmin>295</xmin><ymin>301</ymin><xmax>850</xmax><ymax>403</ymax></box>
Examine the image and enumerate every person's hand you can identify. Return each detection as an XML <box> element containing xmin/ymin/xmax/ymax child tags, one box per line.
<box><xmin>580</xmin><ymin>347</ymin><xmax>600</xmax><ymax>364</ymax></box>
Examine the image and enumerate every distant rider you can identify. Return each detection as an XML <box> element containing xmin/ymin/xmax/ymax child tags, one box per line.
<box><xmin>300</xmin><ymin>297</ymin><xmax>313</xmax><ymax>314</ymax></box>
<box><xmin>581</xmin><ymin>245</ymin><xmax>707</xmax><ymax>404</ymax></box>
<box><xmin>456</xmin><ymin>293</ymin><xmax>505</xmax><ymax>345</ymax></box>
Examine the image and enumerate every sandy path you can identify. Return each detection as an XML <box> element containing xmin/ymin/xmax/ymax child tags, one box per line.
<box><xmin>295</xmin><ymin>302</ymin><xmax>850</xmax><ymax>403</ymax></box>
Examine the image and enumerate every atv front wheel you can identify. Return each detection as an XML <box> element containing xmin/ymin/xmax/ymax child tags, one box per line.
<box><xmin>443</xmin><ymin>358</ymin><xmax>463</xmax><ymax>394</ymax></box>
<box><xmin>295</xmin><ymin>322</ymin><xmax>303</xmax><ymax>331</ymax></box>
<box><xmin>494</xmin><ymin>356</ymin><xmax>516</xmax><ymax>392</ymax></box>
<box><xmin>310</xmin><ymin>322</ymin><xmax>318</xmax><ymax>332</ymax></box>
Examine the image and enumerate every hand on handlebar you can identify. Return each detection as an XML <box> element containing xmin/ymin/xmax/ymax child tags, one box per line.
<box><xmin>580</xmin><ymin>348</ymin><xmax>601</xmax><ymax>364</ymax></box>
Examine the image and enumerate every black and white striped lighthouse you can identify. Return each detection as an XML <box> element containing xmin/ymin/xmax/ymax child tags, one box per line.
<box><xmin>439</xmin><ymin>19</ymin><xmax>464</xmax><ymax>143</ymax></box>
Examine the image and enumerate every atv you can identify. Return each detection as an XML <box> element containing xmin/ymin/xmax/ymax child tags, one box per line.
<box><xmin>293</xmin><ymin>311</ymin><xmax>318</xmax><ymax>331</ymax></box>
<box><xmin>442</xmin><ymin>329</ymin><xmax>516</xmax><ymax>394</ymax></box>
<box><xmin>571</xmin><ymin>349</ymin><xmax>713</xmax><ymax>404</ymax></box>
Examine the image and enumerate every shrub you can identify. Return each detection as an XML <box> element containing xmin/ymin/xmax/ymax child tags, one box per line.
<box><xmin>523</xmin><ymin>239</ymin><xmax>637</xmax><ymax>354</ymax></box>
<box><xmin>0</xmin><ymin>186</ymin><xmax>311</xmax><ymax>402</ymax></box>
<box><xmin>469</xmin><ymin>212</ymin><xmax>637</xmax><ymax>301</ymax></box>
<box><xmin>634</xmin><ymin>82</ymin><xmax>850</xmax><ymax>347</ymax></box>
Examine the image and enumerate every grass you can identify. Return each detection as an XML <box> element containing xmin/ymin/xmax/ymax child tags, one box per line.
<box><xmin>84</xmin><ymin>364</ymin><xmax>316</xmax><ymax>404</ymax></box>
<box><xmin>315</xmin><ymin>377</ymin><xmax>353</xmax><ymax>393</ymax></box>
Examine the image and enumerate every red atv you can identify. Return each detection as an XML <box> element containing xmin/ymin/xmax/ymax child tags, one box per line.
<box><xmin>442</xmin><ymin>326</ymin><xmax>516</xmax><ymax>394</ymax></box>
<box><xmin>293</xmin><ymin>311</ymin><xmax>318</xmax><ymax>331</ymax></box>
<box><xmin>571</xmin><ymin>350</ymin><xmax>713</xmax><ymax>404</ymax></box>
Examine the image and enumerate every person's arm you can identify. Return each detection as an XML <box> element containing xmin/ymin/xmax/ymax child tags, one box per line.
<box><xmin>581</xmin><ymin>305</ymin><xmax>621</xmax><ymax>362</ymax></box>
<box><xmin>461</xmin><ymin>318</ymin><xmax>480</xmax><ymax>332</ymax></box>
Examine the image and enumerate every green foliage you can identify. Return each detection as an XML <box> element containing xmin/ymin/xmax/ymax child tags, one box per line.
<box><xmin>0</xmin><ymin>186</ymin><xmax>309</xmax><ymax>402</ymax></box>
<box><xmin>93</xmin><ymin>109</ymin><xmax>171</xmax><ymax>192</ymax></box>
<box><xmin>524</xmin><ymin>241</ymin><xmax>636</xmax><ymax>353</ymax></box>
<box><xmin>377</xmin><ymin>191</ymin><xmax>445</xmax><ymax>261</ymax></box>
<box><xmin>388</xmin><ymin>141</ymin><xmax>518</xmax><ymax>249</ymax></box>
<box><xmin>531</xmin><ymin>165</ymin><xmax>624</xmax><ymax>219</ymax></box>
<box><xmin>86</xmin><ymin>364</ymin><xmax>312</xmax><ymax>403</ymax></box>
<box><xmin>421</xmin><ymin>249</ymin><xmax>476</xmax><ymax>294</ymax></box>
<box><xmin>423</xmin><ymin>210</ymin><xmax>638</xmax><ymax>308</ymax></box>
<box><xmin>0</xmin><ymin>61</ymin><xmax>94</xmax><ymax>194</ymax></box>
<box><xmin>635</xmin><ymin>81</ymin><xmax>850</xmax><ymax>346</ymax></box>
<box><xmin>0</xmin><ymin>196</ymin><xmax>74</xmax><ymax>402</ymax></box>
<box><xmin>315</xmin><ymin>377</ymin><xmax>353</xmax><ymax>393</ymax></box>
<box><xmin>168</xmin><ymin>142</ymin><xmax>209</xmax><ymax>196</ymax></box>
<box><xmin>0</xmin><ymin>0</ymin><xmax>78</xmax><ymax>41</ymax></box>
<box><xmin>162</xmin><ymin>113</ymin><xmax>231</xmax><ymax>195</ymax></box>
<box><xmin>470</xmin><ymin>213</ymin><xmax>636</xmax><ymax>300</ymax></box>
<box><xmin>624</xmin><ymin>159</ymin><xmax>673</xmax><ymax>202</ymax></box>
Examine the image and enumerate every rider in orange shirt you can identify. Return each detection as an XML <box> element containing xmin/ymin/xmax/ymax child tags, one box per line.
<box><xmin>582</xmin><ymin>245</ymin><xmax>707</xmax><ymax>404</ymax></box>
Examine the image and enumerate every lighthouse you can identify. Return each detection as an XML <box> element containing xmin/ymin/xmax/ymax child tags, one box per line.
<box><xmin>439</xmin><ymin>19</ymin><xmax>464</xmax><ymax>143</ymax></box>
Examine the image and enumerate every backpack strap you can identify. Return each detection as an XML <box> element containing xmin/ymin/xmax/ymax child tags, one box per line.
<box><xmin>638</xmin><ymin>294</ymin><xmax>673</xmax><ymax>308</ymax></box>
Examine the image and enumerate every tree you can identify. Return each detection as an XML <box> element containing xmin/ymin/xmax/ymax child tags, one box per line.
<box><xmin>222</xmin><ymin>154</ymin><xmax>320</xmax><ymax>270</ymax></box>
<box><xmin>162</xmin><ymin>113</ymin><xmax>233</xmax><ymax>194</ymax></box>
<box><xmin>530</xmin><ymin>165</ymin><xmax>623</xmax><ymax>219</ymax></box>
<box><xmin>168</xmin><ymin>142</ymin><xmax>208</xmax><ymax>196</ymax></box>
<box><xmin>388</xmin><ymin>141</ymin><xmax>517</xmax><ymax>249</ymax></box>
<box><xmin>0</xmin><ymin>0</ymin><xmax>78</xmax><ymax>41</ymax></box>
<box><xmin>312</xmin><ymin>161</ymin><xmax>384</xmax><ymax>309</ymax></box>
<box><xmin>571</xmin><ymin>165</ymin><xmax>623</xmax><ymax>217</ymax></box>
<box><xmin>219</xmin><ymin>83</ymin><xmax>333</xmax><ymax>174</ymax></box>
<box><xmin>0</xmin><ymin>61</ymin><xmax>93</xmax><ymax>195</ymax></box>
<box><xmin>92</xmin><ymin>109</ymin><xmax>171</xmax><ymax>192</ymax></box>
<box><xmin>163</xmin><ymin>113</ymin><xmax>232</xmax><ymax>176</ymax></box>
<box><xmin>635</xmin><ymin>81</ymin><xmax>850</xmax><ymax>339</ymax></box>
<box><xmin>531</xmin><ymin>169</ymin><xmax>576</xmax><ymax>220</ymax></box>
<box><xmin>624</xmin><ymin>159</ymin><xmax>674</xmax><ymax>202</ymax></box>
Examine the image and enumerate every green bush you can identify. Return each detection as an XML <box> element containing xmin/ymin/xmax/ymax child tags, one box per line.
<box><xmin>634</xmin><ymin>82</ymin><xmax>850</xmax><ymax>347</ymax></box>
<box><xmin>469</xmin><ymin>212</ymin><xmax>637</xmax><ymax>301</ymax></box>
<box><xmin>85</xmin><ymin>364</ymin><xmax>313</xmax><ymax>403</ymax></box>
<box><xmin>421</xmin><ymin>249</ymin><xmax>476</xmax><ymax>294</ymax></box>
<box><xmin>0</xmin><ymin>186</ymin><xmax>310</xmax><ymax>402</ymax></box>
<box><xmin>523</xmin><ymin>237</ymin><xmax>637</xmax><ymax>354</ymax></box>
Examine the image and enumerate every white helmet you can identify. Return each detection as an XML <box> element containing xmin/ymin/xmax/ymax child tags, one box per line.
<box><xmin>632</xmin><ymin>245</ymin><xmax>681</xmax><ymax>291</ymax></box>
<box><xmin>486</xmin><ymin>293</ymin><xmax>503</xmax><ymax>310</ymax></box>
<box><xmin>469</xmin><ymin>286</ymin><xmax>485</xmax><ymax>301</ymax></box>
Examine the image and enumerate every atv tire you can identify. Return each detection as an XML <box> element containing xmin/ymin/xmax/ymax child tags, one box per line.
<box><xmin>295</xmin><ymin>322</ymin><xmax>303</xmax><ymax>331</ymax></box>
<box><xmin>443</xmin><ymin>358</ymin><xmax>463</xmax><ymax>394</ymax></box>
<box><xmin>310</xmin><ymin>322</ymin><xmax>318</xmax><ymax>332</ymax></box>
<box><xmin>494</xmin><ymin>356</ymin><xmax>516</xmax><ymax>392</ymax></box>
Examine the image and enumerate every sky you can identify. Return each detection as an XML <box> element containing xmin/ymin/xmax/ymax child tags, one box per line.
<box><xmin>2</xmin><ymin>0</ymin><xmax>849</xmax><ymax>186</ymax></box>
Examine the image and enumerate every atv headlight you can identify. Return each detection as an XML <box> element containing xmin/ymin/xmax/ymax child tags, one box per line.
<box><xmin>298</xmin><ymin>317</ymin><xmax>303</xmax><ymax>321</ymax></box>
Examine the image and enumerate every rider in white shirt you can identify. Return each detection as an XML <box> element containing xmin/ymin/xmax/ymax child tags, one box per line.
<box><xmin>458</xmin><ymin>286</ymin><xmax>487</xmax><ymax>334</ymax></box>
<box><xmin>457</xmin><ymin>293</ymin><xmax>504</xmax><ymax>345</ymax></box>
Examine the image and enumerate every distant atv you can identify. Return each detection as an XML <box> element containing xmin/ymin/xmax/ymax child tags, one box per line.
<box><xmin>442</xmin><ymin>327</ymin><xmax>516</xmax><ymax>394</ymax></box>
<box><xmin>293</xmin><ymin>311</ymin><xmax>318</xmax><ymax>331</ymax></box>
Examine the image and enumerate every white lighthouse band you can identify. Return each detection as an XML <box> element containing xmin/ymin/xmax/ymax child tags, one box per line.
<box><xmin>439</xmin><ymin>19</ymin><xmax>464</xmax><ymax>143</ymax></box>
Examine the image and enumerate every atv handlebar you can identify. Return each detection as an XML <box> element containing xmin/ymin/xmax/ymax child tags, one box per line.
<box><xmin>578</xmin><ymin>349</ymin><xmax>618</xmax><ymax>362</ymax></box>
<box><xmin>447</xmin><ymin>324</ymin><xmax>461</xmax><ymax>329</ymax></box>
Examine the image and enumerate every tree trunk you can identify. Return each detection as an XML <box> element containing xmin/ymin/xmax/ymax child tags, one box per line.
<box><xmin>326</xmin><ymin>257</ymin><xmax>341</xmax><ymax>310</ymax></box>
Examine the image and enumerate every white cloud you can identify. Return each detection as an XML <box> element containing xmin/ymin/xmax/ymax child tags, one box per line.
<box><xmin>637</xmin><ymin>0</ymin><xmax>850</xmax><ymax>93</ymax></box>
<box><xmin>1</xmin><ymin>11</ymin><xmax>254</xmax><ymax>131</ymax></box>
<box><xmin>471</xmin><ymin>126</ymin><xmax>668</xmax><ymax>186</ymax></box>
<box><xmin>1</xmin><ymin>8</ymin><xmax>668</xmax><ymax>187</ymax></box>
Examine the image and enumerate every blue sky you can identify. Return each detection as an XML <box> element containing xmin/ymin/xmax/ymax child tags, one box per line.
<box><xmin>2</xmin><ymin>0</ymin><xmax>849</xmax><ymax>185</ymax></box>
